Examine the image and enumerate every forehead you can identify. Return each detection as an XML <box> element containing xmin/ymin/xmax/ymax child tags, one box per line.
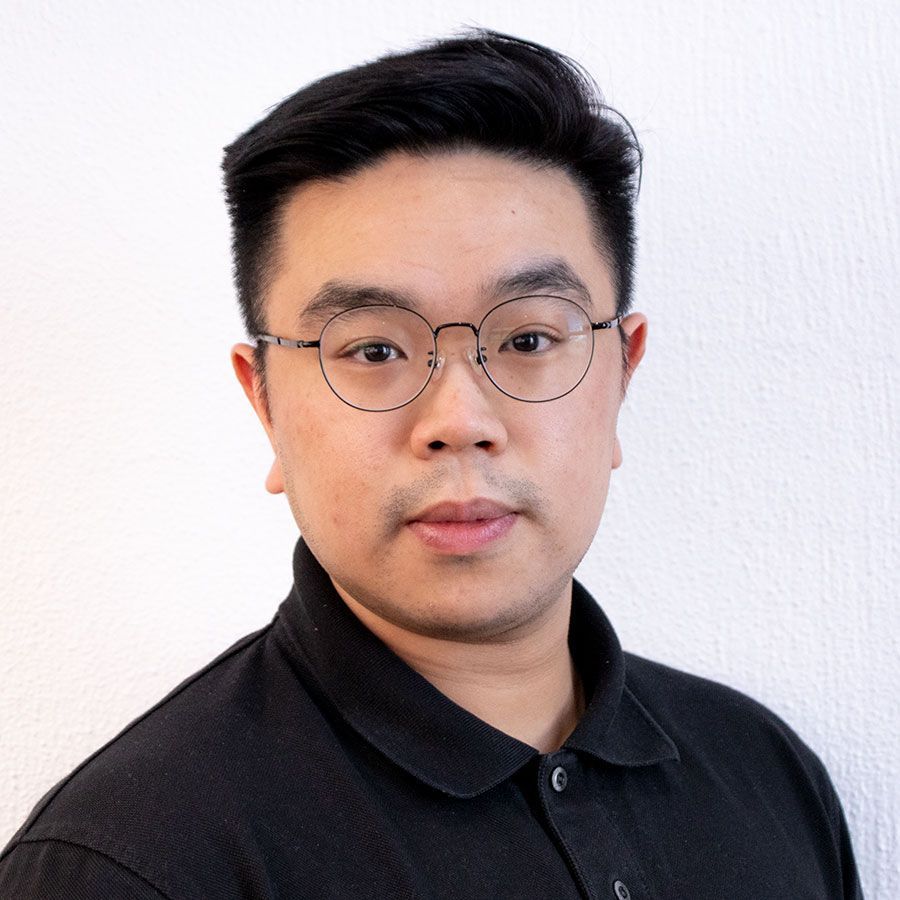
<box><xmin>267</xmin><ymin>150</ymin><xmax>615</xmax><ymax>328</ymax></box>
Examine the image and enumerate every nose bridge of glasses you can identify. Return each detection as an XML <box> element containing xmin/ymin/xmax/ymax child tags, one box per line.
<box><xmin>429</xmin><ymin>321</ymin><xmax>483</xmax><ymax>372</ymax></box>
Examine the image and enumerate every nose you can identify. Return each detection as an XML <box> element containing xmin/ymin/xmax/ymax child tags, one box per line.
<box><xmin>408</xmin><ymin>326</ymin><xmax>509</xmax><ymax>458</ymax></box>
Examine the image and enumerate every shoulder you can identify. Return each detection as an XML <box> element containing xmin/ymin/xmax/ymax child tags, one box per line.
<box><xmin>622</xmin><ymin>652</ymin><xmax>842</xmax><ymax>819</ymax></box>
<box><xmin>0</xmin><ymin>839</ymin><xmax>170</xmax><ymax>899</ymax></box>
<box><xmin>624</xmin><ymin>651</ymin><xmax>810</xmax><ymax>743</ymax></box>
<box><xmin>0</xmin><ymin>619</ymin><xmax>327</xmax><ymax>897</ymax></box>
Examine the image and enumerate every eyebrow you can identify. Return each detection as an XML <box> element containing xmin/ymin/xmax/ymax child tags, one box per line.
<box><xmin>298</xmin><ymin>283</ymin><xmax>417</xmax><ymax>330</ymax></box>
<box><xmin>487</xmin><ymin>258</ymin><xmax>594</xmax><ymax>311</ymax></box>
<box><xmin>296</xmin><ymin>257</ymin><xmax>594</xmax><ymax>331</ymax></box>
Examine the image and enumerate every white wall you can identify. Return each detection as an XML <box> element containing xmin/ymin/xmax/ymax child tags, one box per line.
<box><xmin>1</xmin><ymin>0</ymin><xmax>897</xmax><ymax>894</ymax></box>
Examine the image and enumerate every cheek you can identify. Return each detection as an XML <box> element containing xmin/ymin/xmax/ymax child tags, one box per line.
<box><xmin>282</xmin><ymin>412</ymin><xmax>388</xmax><ymax>532</ymax></box>
<box><xmin>536</xmin><ymin>390</ymin><xmax>619</xmax><ymax>506</ymax></box>
<box><xmin>543</xmin><ymin>389</ymin><xmax>618</xmax><ymax>465</ymax></box>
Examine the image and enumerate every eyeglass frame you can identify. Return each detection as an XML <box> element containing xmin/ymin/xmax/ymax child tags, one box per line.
<box><xmin>253</xmin><ymin>294</ymin><xmax>624</xmax><ymax>412</ymax></box>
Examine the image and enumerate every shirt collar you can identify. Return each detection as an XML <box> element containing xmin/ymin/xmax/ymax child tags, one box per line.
<box><xmin>273</xmin><ymin>537</ymin><xmax>678</xmax><ymax>799</ymax></box>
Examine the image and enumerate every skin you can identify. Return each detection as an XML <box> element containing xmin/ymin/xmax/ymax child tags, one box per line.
<box><xmin>232</xmin><ymin>150</ymin><xmax>647</xmax><ymax>752</ymax></box>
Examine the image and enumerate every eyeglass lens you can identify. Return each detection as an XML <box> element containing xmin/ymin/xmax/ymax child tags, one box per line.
<box><xmin>318</xmin><ymin>296</ymin><xmax>596</xmax><ymax>411</ymax></box>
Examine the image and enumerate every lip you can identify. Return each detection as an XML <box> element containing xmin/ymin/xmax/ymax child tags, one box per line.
<box><xmin>411</xmin><ymin>498</ymin><xmax>515</xmax><ymax>523</ymax></box>
<box><xmin>407</xmin><ymin>498</ymin><xmax>518</xmax><ymax>554</ymax></box>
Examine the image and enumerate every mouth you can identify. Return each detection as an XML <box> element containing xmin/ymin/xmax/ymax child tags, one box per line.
<box><xmin>406</xmin><ymin>499</ymin><xmax>518</xmax><ymax>554</ymax></box>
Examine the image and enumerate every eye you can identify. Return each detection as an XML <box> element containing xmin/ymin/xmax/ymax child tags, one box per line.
<box><xmin>362</xmin><ymin>343</ymin><xmax>397</xmax><ymax>363</ymax></box>
<box><xmin>343</xmin><ymin>340</ymin><xmax>406</xmax><ymax>364</ymax></box>
<box><xmin>499</xmin><ymin>330</ymin><xmax>557</xmax><ymax>353</ymax></box>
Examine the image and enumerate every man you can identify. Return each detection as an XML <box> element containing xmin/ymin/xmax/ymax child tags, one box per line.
<box><xmin>0</xmin><ymin>29</ymin><xmax>862</xmax><ymax>899</ymax></box>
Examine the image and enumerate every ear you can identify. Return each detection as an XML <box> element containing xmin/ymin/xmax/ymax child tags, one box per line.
<box><xmin>611</xmin><ymin>435</ymin><xmax>623</xmax><ymax>470</ymax></box>
<box><xmin>611</xmin><ymin>313</ymin><xmax>648</xmax><ymax>471</ymax></box>
<box><xmin>231</xmin><ymin>343</ymin><xmax>284</xmax><ymax>495</ymax></box>
<box><xmin>620</xmin><ymin>313</ymin><xmax>648</xmax><ymax>392</ymax></box>
<box><xmin>264</xmin><ymin>458</ymin><xmax>285</xmax><ymax>494</ymax></box>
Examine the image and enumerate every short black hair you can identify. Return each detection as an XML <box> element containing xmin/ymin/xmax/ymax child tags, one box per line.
<box><xmin>222</xmin><ymin>29</ymin><xmax>642</xmax><ymax>400</ymax></box>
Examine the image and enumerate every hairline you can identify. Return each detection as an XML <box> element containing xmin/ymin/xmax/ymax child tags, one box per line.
<box><xmin>261</xmin><ymin>147</ymin><xmax>620</xmax><ymax>330</ymax></box>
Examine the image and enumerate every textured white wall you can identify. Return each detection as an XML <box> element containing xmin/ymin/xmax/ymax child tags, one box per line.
<box><xmin>1</xmin><ymin>0</ymin><xmax>897</xmax><ymax>894</ymax></box>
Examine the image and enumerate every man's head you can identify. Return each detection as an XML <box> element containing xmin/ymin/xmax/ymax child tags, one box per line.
<box><xmin>227</xmin><ymin>30</ymin><xmax>647</xmax><ymax>643</ymax></box>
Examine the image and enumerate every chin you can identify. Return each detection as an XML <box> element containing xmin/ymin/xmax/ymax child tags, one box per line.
<box><xmin>368</xmin><ymin>575</ymin><xmax>564</xmax><ymax>643</ymax></box>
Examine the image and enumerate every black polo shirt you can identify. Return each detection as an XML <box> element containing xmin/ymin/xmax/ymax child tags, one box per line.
<box><xmin>0</xmin><ymin>537</ymin><xmax>863</xmax><ymax>899</ymax></box>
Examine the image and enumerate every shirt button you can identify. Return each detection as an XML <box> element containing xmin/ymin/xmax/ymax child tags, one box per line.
<box><xmin>613</xmin><ymin>880</ymin><xmax>631</xmax><ymax>900</ymax></box>
<box><xmin>550</xmin><ymin>765</ymin><xmax>568</xmax><ymax>792</ymax></box>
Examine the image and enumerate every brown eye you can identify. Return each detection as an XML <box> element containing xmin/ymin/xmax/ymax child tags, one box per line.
<box><xmin>512</xmin><ymin>333</ymin><xmax>540</xmax><ymax>352</ymax></box>
<box><xmin>361</xmin><ymin>343</ymin><xmax>396</xmax><ymax>363</ymax></box>
<box><xmin>502</xmin><ymin>331</ymin><xmax>555</xmax><ymax>353</ymax></box>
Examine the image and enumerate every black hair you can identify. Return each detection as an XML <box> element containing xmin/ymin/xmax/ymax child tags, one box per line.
<box><xmin>222</xmin><ymin>28</ymin><xmax>642</xmax><ymax>402</ymax></box>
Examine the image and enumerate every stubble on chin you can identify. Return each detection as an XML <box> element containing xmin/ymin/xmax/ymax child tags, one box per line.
<box><xmin>332</xmin><ymin>563</ymin><xmax>573</xmax><ymax>645</ymax></box>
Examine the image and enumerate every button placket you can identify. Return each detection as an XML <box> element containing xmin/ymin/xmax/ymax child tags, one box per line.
<box><xmin>537</xmin><ymin>753</ymin><xmax>650</xmax><ymax>900</ymax></box>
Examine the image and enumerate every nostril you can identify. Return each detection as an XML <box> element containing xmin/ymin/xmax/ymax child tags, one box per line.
<box><xmin>428</xmin><ymin>440</ymin><xmax>446</xmax><ymax>450</ymax></box>
<box><xmin>475</xmin><ymin>440</ymin><xmax>492</xmax><ymax>448</ymax></box>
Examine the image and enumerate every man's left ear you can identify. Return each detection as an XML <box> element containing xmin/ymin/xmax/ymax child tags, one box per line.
<box><xmin>611</xmin><ymin>314</ymin><xmax>648</xmax><ymax>471</ymax></box>
<box><xmin>620</xmin><ymin>313</ymin><xmax>648</xmax><ymax>392</ymax></box>
<box><xmin>612</xmin><ymin>436</ymin><xmax>623</xmax><ymax>470</ymax></box>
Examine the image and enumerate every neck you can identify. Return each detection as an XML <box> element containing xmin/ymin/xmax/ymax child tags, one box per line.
<box><xmin>335</xmin><ymin>582</ymin><xmax>584</xmax><ymax>753</ymax></box>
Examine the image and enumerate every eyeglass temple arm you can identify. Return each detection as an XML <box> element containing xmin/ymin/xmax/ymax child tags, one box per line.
<box><xmin>591</xmin><ymin>314</ymin><xmax>624</xmax><ymax>331</ymax></box>
<box><xmin>254</xmin><ymin>334</ymin><xmax>320</xmax><ymax>349</ymax></box>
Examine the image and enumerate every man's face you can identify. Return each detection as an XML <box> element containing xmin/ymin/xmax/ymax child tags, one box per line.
<box><xmin>233</xmin><ymin>151</ymin><xmax>646</xmax><ymax>643</ymax></box>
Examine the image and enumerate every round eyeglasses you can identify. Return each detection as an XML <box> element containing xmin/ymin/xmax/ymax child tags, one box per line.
<box><xmin>254</xmin><ymin>295</ymin><xmax>622</xmax><ymax>412</ymax></box>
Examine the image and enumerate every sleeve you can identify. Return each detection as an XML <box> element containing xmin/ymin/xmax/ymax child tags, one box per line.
<box><xmin>789</xmin><ymin>727</ymin><xmax>865</xmax><ymax>899</ymax></box>
<box><xmin>828</xmin><ymin>789</ymin><xmax>865</xmax><ymax>899</ymax></box>
<box><xmin>0</xmin><ymin>839</ymin><xmax>170</xmax><ymax>899</ymax></box>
